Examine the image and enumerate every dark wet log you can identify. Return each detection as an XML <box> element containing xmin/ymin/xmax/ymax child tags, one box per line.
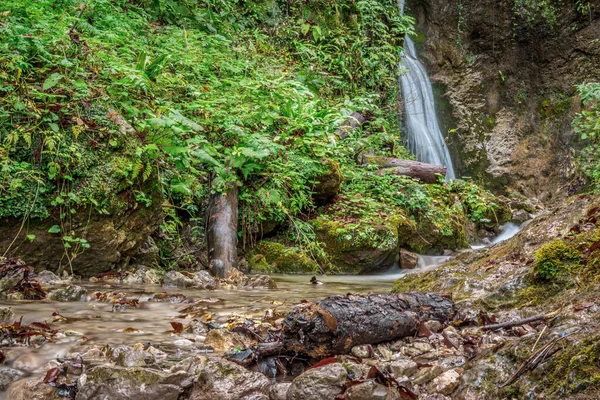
<box><xmin>207</xmin><ymin>182</ymin><xmax>239</xmax><ymax>278</ymax></box>
<box><xmin>336</xmin><ymin>112</ymin><xmax>366</xmax><ymax>139</ymax></box>
<box><xmin>282</xmin><ymin>293</ymin><xmax>455</xmax><ymax>358</ymax></box>
<box><xmin>362</xmin><ymin>155</ymin><xmax>446</xmax><ymax>183</ymax></box>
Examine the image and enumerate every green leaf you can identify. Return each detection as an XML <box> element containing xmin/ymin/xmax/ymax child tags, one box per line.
<box><xmin>26</xmin><ymin>234</ymin><xmax>36</xmax><ymax>242</ymax></box>
<box><xmin>48</xmin><ymin>225</ymin><xmax>61</xmax><ymax>233</ymax></box>
<box><xmin>42</xmin><ymin>73</ymin><xmax>64</xmax><ymax>91</ymax></box>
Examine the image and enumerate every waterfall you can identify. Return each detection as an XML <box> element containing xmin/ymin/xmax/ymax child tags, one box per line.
<box><xmin>397</xmin><ymin>0</ymin><xmax>456</xmax><ymax>179</ymax></box>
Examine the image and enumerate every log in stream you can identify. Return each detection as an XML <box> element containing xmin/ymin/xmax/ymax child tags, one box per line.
<box><xmin>281</xmin><ymin>292</ymin><xmax>455</xmax><ymax>357</ymax></box>
<box><xmin>207</xmin><ymin>182</ymin><xmax>239</xmax><ymax>278</ymax></box>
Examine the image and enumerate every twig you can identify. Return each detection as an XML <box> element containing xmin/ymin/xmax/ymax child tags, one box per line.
<box><xmin>531</xmin><ymin>325</ymin><xmax>547</xmax><ymax>352</ymax></box>
<box><xmin>68</xmin><ymin>3</ymin><xmax>87</xmax><ymax>35</ymax></box>
<box><xmin>481</xmin><ymin>314</ymin><xmax>546</xmax><ymax>331</ymax></box>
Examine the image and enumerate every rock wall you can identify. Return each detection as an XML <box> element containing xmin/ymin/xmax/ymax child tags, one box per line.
<box><xmin>0</xmin><ymin>182</ymin><xmax>163</xmax><ymax>277</ymax></box>
<box><xmin>407</xmin><ymin>0</ymin><xmax>600</xmax><ymax>200</ymax></box>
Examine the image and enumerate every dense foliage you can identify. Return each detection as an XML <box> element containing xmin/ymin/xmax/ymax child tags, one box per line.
<box><xmin>574</xmin><ymin>82</ymin><xmax>600</xmax><ymax>190</ymax></box>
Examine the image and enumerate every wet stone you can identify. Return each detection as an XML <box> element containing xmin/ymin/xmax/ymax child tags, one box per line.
<box><xmin>35</xmin><ymin>270</ymin><xmax>61</xmax><ymax>284</ymax></box>
<box><xmin>163</xmin><ymin>271</ymin><xmax>194</xmax><ymax>288</ymax></box>
<box><xmin>344</xmin><ymin>381</ymin><xmax>400</xmax><ymax>400</ymax></box>
<box><xmin>389</xmin><ymin>359</ymin><xmax>418</xmax><ymax>378</ymax></box>
<box><xmin>0</xmin><ymin>367</ymin><xmax>24</xmax><ymax>390</ymax></box>
<box><xmin>269</xmin><ymin>382</ymin><xmax>291</xmax><ymax>400</ymax></box>
<box><xmin>0</xmin><ymin>307</ymin><xmax>14</xmax><ymax>322</ymax></box>
<box><xmin>413</xmin><ymin>365</ymin><xmax>444</xmax><ymax>385</ymax></box>
<box><xmin>47</xmin><ymin>285</ymin><xmax>87</xmax><ymax>302</ymax></box>
<box><xmin>351</xmin><ymin>345</ymin><xmax>371</xmax><ymax>358</ymax></box>
<box><xmin>7</xmin><ymin>377</ymin><xmax>59</xmax><ymax>400</ymax></box>
<box><xmin>287</xmin><ymin>362</ymin><xmax>347</xmax><ymax>400</ymax></box>
<box><xmin>193</xmin><ymin>271</ymin><xmax>217</xmax><ymax>290</ymax></box>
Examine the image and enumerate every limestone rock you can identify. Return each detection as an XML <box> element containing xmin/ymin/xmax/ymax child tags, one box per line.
<box><xmin>344</xmin><ymin>381</ymin><xmax>400</xmax><ymax>400</ymax></box>
<box><xmin>413</xmin><ymin>365</ymin><xmax>444</xmax><ymax>385</ymax></box>
<box><xmin>429</xmin><ymin>369</ymin><xmax>461</xmax><ymax>395</ymax></box>
<box><xmin>244</xmin><ymin>274</ymin><xmax>277</xmax><ymax>289</ymax></box>
<box><xmin>180</xmin><ymin>357</ymin><xmax>271</xmax><ymax>400</ymax></box>
<box><xmin>8</xmin><ymin>377</ymin><xmax>59</xmax><ymax>400</ymax></box>
<box><xmin>351</xmin><ymin>345</ymin><xmax>372</xmax><ymax>358</ymax></box>
<box><xmin>47</xmin><ymin>285</ymin><xmax>87</xmax><ymax>302</ymax></box>
<box><xmin>287</xmin><ymin>362</ymin><xmax>347</xmax><ymax>400</ymax></box>
<box><xmin>389</xmin><ymin>359</ymin><xmax>418</xmax><ymax>378</ymax></box>
<box><xmin>35</xmin><ymin>270</ymin><xmax>61</xmax><ymax>284</ymax></box>
<box><xmin>76</xmin><ymin>365</ymin><xmax>191</xmax><ymax>400</ymax></box>
<box><xmin>0</xmin><ymin>367</ymin><xmax>24</xmax><ymax>390</ymax></box>
<box><xmin>163</xmin><ymin>271</ymin><xmax>194</xmax><ymax>288</ymax></box>
<box><xmin>193</xmin><ymin>270</ymin><xmax>217</xmax><ymax>290</ymax></box>
<box><xmin>116</xmin><ymin>349</ymin><xmax>147</xmax><ymax>368</ymax></box>
<box><xmin>399</xmin><ymin>248</ymin><xmax>419</xmax><ymax>269</ymax></box>
<box><xmin>269</xmin><ymin>383</ymin><xmax>291</xmax><ymax>400</ymax></box>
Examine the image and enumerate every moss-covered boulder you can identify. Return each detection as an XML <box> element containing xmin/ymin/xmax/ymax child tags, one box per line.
<box><xmin>312</xmin><ymin>159</ymin><xmax>343</xmax><ymax>203</ymax></box>
<box><xmin>311</xmin><ymin>217</ymin><xmax>399</xmax><ymax>274</ymax></box>
<box><xmin>250</xmin><ymin>242</ymin><xmax>319</xmax><ymax>274</ymax></box>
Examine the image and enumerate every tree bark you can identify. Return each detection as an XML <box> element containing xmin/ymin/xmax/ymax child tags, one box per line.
<box><xmin>336</xmin><ymin>112</ymin><xmax>366</xmax><ymax>139</ymax></box>
<box><xmin>207</xmin><ymin>183</ymin><xmax>239</xmax><ymax>278</ymax></box>
<box><xmin>281</xmin><ymin>292</ymin><xmax>455</xmax><ymax>358</ymax></box>
<box><xmin>362</xmin><ymin>155</ymin><xmax>446</xmax><ymax>183</ymax></box>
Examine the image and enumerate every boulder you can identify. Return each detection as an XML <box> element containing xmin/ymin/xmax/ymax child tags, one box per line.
<box><xmin>224</xmin><ymin>268</ymin><xmax>277</xmax><ymax>289</ymax></box>
<box><xmin>399</xmin><ymin>249</ymin><xmax>419</xmax><ymax>269</ymax></box>
<box><xmin>270</xmin><ymin>383</ymin><xmax>291</xmax><ymax>400</ymax></box>
<box><xmin>76</xmin><ymin>364</ymin><xmax>191</xmax><ymax>400</ymax></box>
<box><xmin>179</xmin><ymin>357</ymin><xmax>271</xmax><ymax>400</ymax></box>
<box><xmin>7</xmin><ymin>377</ymin><xmax>59</xmax><ymax>400</ymax></box>
<box><xmin>251</xmin><ymin>242</ymin><xmax>318</xmax><ymax>274</ymax></box>
<box><xmin>287</xmin><ymin>362</ymin><xmax>347</xmax><ymax>400</ymax></box>
<box><xmin>163</xmin><ymin>271</ymin><xmax>194</xmax><ymax>288</ymax></box>
<box><xmin>47</xmin><ymin>285</ymin><xmax>87</xmax><ymax>302</ymax></box>
<box><xmin>193</xmin><ymin>271</ymin><xmax>217</xmax><ymax>290</ymax></box>
<box><xmin>35</xmin><ymin>270</ymin><xmax>61</xmax><ymax>284</ymax></box>
<box><xmin>344</xmin><ymin>381</ymin><xmax>400</xmax><ymax>400</ymax></box>
<box><xmin>0</xmin><ymin>367</ymin><xmax>24</xmax><ymax>390</ymax></box>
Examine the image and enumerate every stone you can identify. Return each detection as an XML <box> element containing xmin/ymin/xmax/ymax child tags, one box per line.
<box><xmin>389</xmin><ymin>359</ymin><xmax>418</xmax><ymax>378</ymax></box>
<box><xmin>351</xmin><ymin>345</ymin><xmax>372</xmax><ymax>358</ymax></box>
<box><xmin>0</xmin><ymin>307</ymin><xmax>14</xmax><ymax>322</ymax></box>
<box><xmin>429</xmin><ymin>369</ymin><xmax>461</xmax><ymax>395</ymax></box>
<box><xmin>180</xmin><ymin>357</ymin><xmax>270</xmax><ymax>400</ymax></box>
<box><xmin>511</xmin><ymin>209</ymin><xmax>530</xmax><ymax>224</ymax></box>
<box><xmin>412</xmin><ymin>365</ymin><xmax>444</xmax><ymax>385</ymax></box>
<box><xmin>7</xmin><ymin>378</ymin><xmax>59</xmax><ymax>400</ymax></box>
<box><xmin>35</xmin><ymin>270</ymin><xmax>61</xmax><ymax>283</ymax></box>
<box><xmin>399</xmin><ymin>248</ymin><xmax>419</xmax><ymax>269</ymax></box>
<box><xmin>244</xmin><ymin>274</ymin><xmax>277</xmax><ymax>289</ymax></box>
<box><xmin>344</xmin><ymin>381</ymin><xmax>400</xmax><ymax>400</ymax></box>
<box><xmin>47</xmin><ymin>285</ymin><xmax>87</xmax><ymax>302</ymax></box>
<box><xmin>116</xmin><ymin>349</ymin><xmax>147</xmax><ymax>367</ymax></box>
<box><xmin>76</xmin><ymin>364</ymin><xmax>192</xmax><ymax>400</ymax></box>
<box><xmin>193</xmin><ymin>271</ymin><xmax>217</xmax><ymax>290</ymax></box>
<box><xmin>12</xmin><ymin>353</ymin><xmax>46</xmax><ymax>372</ymax></box>
<box><xmin>163</xmin><ymin>271</ymin><xmax>194</xmax><ymax>288</ymax></box>
<box><xmin>270</xmin><ymin>383</ymin><xmax>291</xmax><ymax>400</ymax></box>
<box><xmin>142</xmin><ymin>269</ymin><xmax>161</xmax><ymax>284</ymax></box>
<box><xmin>376</xmin><ymin>344</ymin><xmax>393</xmax><ymax>361</ymax></box>
<box><xmin>424</xmin><ymin>320</ymin><xmax>443</xmax><ymax>333</ymax></box>
<box><xmin>287</xmin><ymin>362</ymin><xmax>347</xmax><ymax>400</ymax></box>
<box><xmin>0</xmin><ymin>367</ymin><xmax>24</xmax><ymax>390</ymax></box>
<box><xmin>204</xmin><ymin>329</ymin><xmax>256</xmax><ymax>351</ymax></box>
<box><xmin>424</xmin><ymin>395</ymin><xmax>450</xmax><ymax>400</ymax></box>
<box><xmin>404</xmin><ymin>341</ymin><xmax>433</xmax><ymax>356</ymax></box>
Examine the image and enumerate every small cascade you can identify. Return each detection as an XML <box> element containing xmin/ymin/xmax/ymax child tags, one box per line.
<box><xmin>397</xmin><ymin>0</ymin><xmax>455</xmax><ymax>179</ymax></box>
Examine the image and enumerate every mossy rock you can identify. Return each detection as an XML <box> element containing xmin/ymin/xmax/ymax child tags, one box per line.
<box><xmin>251</xmin><ymin>242</ymin><xmax>319</xmax><ymax>274</ymax></box>
<box><xmin>483</xmin><ymin>196</ymin><xmax>513</xmax><ymax>227</ymax></box>
<box><xmin>397</xmin><ymin>212</ymin><xmax>469</xmax><ymax>254</ymax></box>
<box><xmin>312</xmin><ymin>158</ymin><xmax>343</xmax><ymax>203</ymax></box>
<box><xmin>310</xmin><ymin>216</ymin><xmax>398</xmax><ymax>274</ymax></box>
<box><xmin>534</xmin><ymin>239</ymin><xmax>582</xmax><ymax>281</ymax></box>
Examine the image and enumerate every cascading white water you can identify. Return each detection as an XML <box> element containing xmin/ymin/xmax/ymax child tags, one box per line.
<box><xmin>397</xmin><ymin>0</ymin><xmax>455</xmax><ymax>179</ymax></box>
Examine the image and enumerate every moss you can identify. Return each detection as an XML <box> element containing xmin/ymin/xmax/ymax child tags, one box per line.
<box><xmin>253</xmin><ymin>241</ymin><xmax>319</xmax><ymax>274</ymax></box>
<box><xmin>534</xmin><ymin>239</ymin><xmax>582</xmax><ymax>281</ymax></box>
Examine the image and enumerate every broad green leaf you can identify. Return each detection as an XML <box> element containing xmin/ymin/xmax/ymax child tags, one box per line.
<box><xmin>42</xmin><ymin>73</ymin><xmax>64</xmax><ymax>91</ymax></box>
<box><xmin>48</xmin><ymin>225</ymin><xmax>61</xmax><ymax>233</ymax></box>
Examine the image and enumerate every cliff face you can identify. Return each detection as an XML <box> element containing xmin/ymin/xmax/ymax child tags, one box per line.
<box><xmin>406</xmin><ymin>0</ymin><xmax>600</xmax><ymax>200</ymax></box>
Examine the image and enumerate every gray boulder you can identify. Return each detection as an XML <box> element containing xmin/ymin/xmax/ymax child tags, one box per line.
<box><xmin>287</xmin><ymin>362</ymin><xmax>347</xmax><ymax>400</ymax></box>
<box><xmin>47</xmin><ymin>285</ymin><xmax>87</xmax><ymax>302</ymax></box>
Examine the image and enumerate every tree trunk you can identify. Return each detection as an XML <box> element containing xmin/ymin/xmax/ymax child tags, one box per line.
<box><xmin>207</xmin><ymin>183</ymin><xmax>239</xmax><ymax>278</ymax></box>
<box><xmin>282</xmin><ymin>292</ymin><xmax>455</xmax><ymax>358</ymax></box>
<box><xmin>362</xmin><ymin>155</ymin><xmax>446</xmax><ymax>183</ymax></box>
<box><xmin>336</xmin><ymin>112</ymin><xmax>366</xmax><ymax>139</ymax></box>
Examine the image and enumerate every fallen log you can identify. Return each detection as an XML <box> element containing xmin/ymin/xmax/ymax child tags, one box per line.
<box><xmin>207</xmin><ymin>182</ymin><xmax>239</xmax><ymax>278</ymax></box>
<box><xmin>336</xmin><ymin>112</ymin><xmax>366</xmax><ymax>139</ymax></box>
<box><xmin>362</xmin><ymin>155</ymin><xmax>446</xmax><ymax>183</ymax></box>
<box><xmin>282</xmin><ymin>292</ymin><xmax>455</xmax><ymax>358</ymax></box>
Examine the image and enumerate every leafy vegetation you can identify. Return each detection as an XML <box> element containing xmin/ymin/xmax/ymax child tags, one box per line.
<box><xmin>574</xmin><ymin>82</ymin><xmax>600</xmax><ymax>190</ymax></box>
<box><xmin>533</xmin><ymin>239</ymin><xmax>581</xmax><ymax>281</ymax></box>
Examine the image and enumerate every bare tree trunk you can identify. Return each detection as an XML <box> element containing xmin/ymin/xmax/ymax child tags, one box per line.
<box><xmin>282</xmin><ymin>292</ymin><xmax>455</xmax><ymax>357</ymax></box>
<box><xmin>207</xmin><ymin>182</ymin><xmax>238</xmax><ymax>278</ymax></box>
<box><xmin>362</xmin><ymin>155</ymin><xmax>446</xmax><ymax>183</ymax></box>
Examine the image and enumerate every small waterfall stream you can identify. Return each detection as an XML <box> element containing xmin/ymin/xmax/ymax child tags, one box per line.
<box><xmin>397</xmin><ymin>0</ymin><xmax>455</xmax><ymax>179</ymax></box>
